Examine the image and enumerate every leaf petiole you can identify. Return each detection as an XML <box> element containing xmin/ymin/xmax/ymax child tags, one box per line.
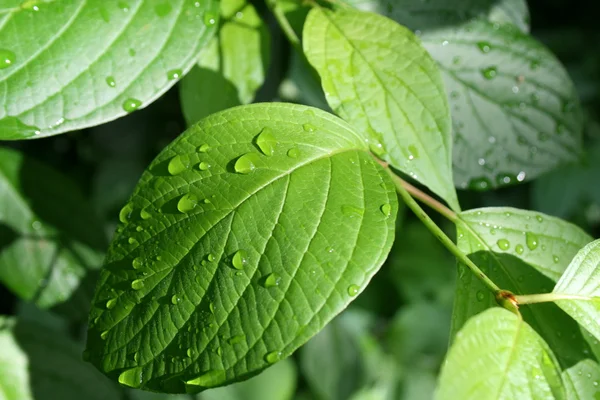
<box><xmin>515</xmin><ymin>292</ymin><xmax>592</xmax><ymax>305</ymax></box>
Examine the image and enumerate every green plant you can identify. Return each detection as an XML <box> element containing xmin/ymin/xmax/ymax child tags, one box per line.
<box><xmin>1</xmin><ymin>0</ymin><xmax>599</xmax><ymax>399</ymax></box>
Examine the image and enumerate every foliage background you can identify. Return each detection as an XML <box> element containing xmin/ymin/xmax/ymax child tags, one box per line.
<box><xmin>0</xmin><ymin>0</ymin><xmax>599</xmax><ymax>399</ymax></box>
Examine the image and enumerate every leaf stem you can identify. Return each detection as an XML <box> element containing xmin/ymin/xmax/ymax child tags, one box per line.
<box><xmin>267</xmin><ymin>0</ymin><xmax>303</xmax><ymax>54</ymax></box>
<box><xmin>385</xmin><ymin>168</ymin><xmax>502</xmax><ymax>295</ymax></box>
<box><xmin>515</xmin><ymin>292</ymin><xmax>591</xmax><ymax>305</ymax></box>
<box><xmin>399</xmin><ymin>179</ymin><xmax>458</xmax><ymax>223</ymax></box>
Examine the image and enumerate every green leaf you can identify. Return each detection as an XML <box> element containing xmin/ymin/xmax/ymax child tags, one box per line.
<box><xmin>342</xmin><ymin>0</ymin><xmax>530</xmax><ymax>33</ymax></box>
<box><xmin>553</xmin><ymin>239</ymin><xmax>600</xmax><ymax>344</ymax></box>
<box><xmin>436</xmin><ymin>308</ymin><xmax>565</xmax><ymax>400</ymax></box>
<box><xmin>180</xmin><ymin>0</ymin><xmax>270</xmax><ymax>125</ymax></box>
<box><xmin>0</xmin><ymin>316</ymin><xmax>121</xmax><ymax>400</ymax></box>
<box><xmin>303</xmin><ymin>7</ymin><xmax>460</xmax><ymax>211</ymax></box>
<box><xmin>459</xmin><ymin>207</ymin><xmax>592</xmax><ymax>281</ymax></box>
<box><xmin>0</xmin><ymin>147</ymin><xmax>106</xmax><ymax>311</ymax></box>
<box><xmin>0</xmin><ymin>0</ymin><xmax>218</xmax><ymax>139</ymax></box>
<box><xmin>419</xmin><ymin>20</ymin><xmax>583</xmax><ymax>190</ymax></box>
<box><xmin>85</xmin><ymin>103</ymin><xmax>398</xmax><ymax>393</ymax></box>
<box><xmin>562</xmin><ymin>359</ymin><xmax>600</xmax><ymax>399</ymax></box>
<box><xmin>198</xmin><ymin>358</ymin><xmax>297</xmax><ymax>400</ymax></box>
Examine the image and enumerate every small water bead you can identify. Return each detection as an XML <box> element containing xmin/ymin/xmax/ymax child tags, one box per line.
<box><xmin>122</xmin><ymin>98</ymin><xmax>142</xmax><ymax>113</ymax></box>
<box><xmin>106</xmin><ymin>76</ymin><xmax>116</xmax><ymax>87</ymax></box>
<box><xmin>380</xmin><ymin>203</ymin><xmax>392</xmax><ymax>217</ymax></box>
<box><xmin>497</xmin><ymin>239</ymin><xmax>510</xmax><ymax>250</ymax></box>
<box><xmin>369</xmin><ymin>141</ymin><xmax>386</xmax><ymax>157</ymax></box>
<box><xmin>101</xmin><ymin>330</ymin><xmax>110</xmax><ymax>340</ymax></box>
<box><xmin>203</xmin><ymin>12</ymin><xmax>217</xmax><ymax>26</ymax></box>
<box><xmin>468</xmin><ymin>177</ymin><xmax>492</xmax><ymax>191</ymax></box>
<box><xmin>119</xmin><ymin>202</ymin><xmax>134</xmax><ymax>223</ymax></box>
<box><xmin>481</xmin><ymin>66</ymin><xmax>497</xmax><ymax>80</ymax></box>
<box><xmin>515</xmin><ymin>244</ymin><xmax>524</xmax><ymax>255</ymax></box>
<box><xmin>186</xmin><ymin>369</ymin><xmax>226</xmax><ymax>387</ymax></box>
<box><xmin>208</xmin><ymin>254</ymin><xmax>216</xmax><ymax>262</ymax></box>
<box><xmin>347</xmin><ymin>284</ymin><xmax>360</xmax><ymax>296</ymax></box>
<box><xmin>177</xmin><ymin>193</ymin><xmax>198</xmax><ymax>213</ymax></box>
<box><xmin>535</xmin><ymin>215</ymin><xmax>543</xmax><ymax>222</ymax></box>
<box><xmin>106</xmin><ymin>298</ymin><xmax>118</xmax><ymax>309</ymax></box>
<box><xmin>232</xmin><ymin>250</ymin><xmax>248</xmax><ymax>270</ymax></box>
<box><xmin>303</xmin><ymin>123</ymin><xmax>316</xmax><ymax>133</ymax></box>
<box><xmin>287</xmin><ymin>148</ymin><xmax>299</xmax><ymax>158</ymax></box>
<box><xmin>234</xmin><ymin>153</ymin><xmax>262</xmax><ymax>174</ymax></box>
<box><xmin>140</xmin><ymin>208</ymin><xmax>152</xmax><ymax>220</ymax></box>
<box><xmin>128</xmin><ymin>237</ymin><xmax>139</xmax><ymax>245</ymax></box>
<box><xmin>132</xmin><ymin>257</ymin><xmax>143</xmax><ymax>269</ymax></box>
<box><xmin>476</xmin><ymin>291</ymin><xmax>485</xmax><ymax>301</ymax></box>
<box><xmin>477</xmin><ymin>41</ymin><xmax>492</xmax><ymax>53</ymax></box>
<box><xmin>0</xmin><ymin>49</ymin><xmax>15</xmax><ymax>69</ymax></box>
<box><xmin>263</xmin><ymin>273</ymin><xmax>281</xmax><ymax>288</ymax></box>
<box><xmin>407</xmin><ymin>144</ymin><xmax>420</xmax><ymax>160</ymax></box>
<box><xmin>131</xmin><ymin>279</ymin><xmax>144</xmax><ymax>290</ymax></box>
<box><xmin>171</xmin><ymin>295</ymin><xmax>179</xmax><ymax>305</ymax></box>
<box><xmin>197</xmin><ymin>143</ymin><xmax>211</xmax><ymax>153</ymax></box>
<box><xmin>256</xmin><ymin>127</ymin><xmax>277</xmax><ymax>156</ymax></box>
<box><xmin>136</xmin><ymin>226</ymin><xmax>143</xmax><ymax>232</ymax></box>
<box><xmin>209</xmin><ymin>302</ymin><xmax>216</xmax><ymax>313</ymax></box>
<box><xmin>529</xmin><ymin>59</ymin><xmax>540</xmax><ymax>70</ymax></box>
<box><xmin>198</xmin><ymin>161</ymin><xmax>210</xmax><ymax>171</ymax></box>
<box><xmin>265</xmin><ymin>351</ymin><xmax>282</xmax><ymax>364</ymax></box>
<box><xmin>167</xmin><ymin>69</ymin><xmax>182</xmax><ymax>80</ymax></box>
<box><xmin>168</xmin><ymin>155</ymin><xmax>189</xmax><ymax>175</ymax></box>
<box><xmin>525</xmin><ymin>232</ymin><xmax>539</xmax><ymax>250</ymax></box>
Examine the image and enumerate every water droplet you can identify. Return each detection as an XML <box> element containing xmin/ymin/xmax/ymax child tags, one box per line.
<box><xmin>497</xmin><ymin>238</ymin><xmax>510</xmax><ymax>250</ymax></box>
<box><xmin>481</xmin><ymin>66</ymin><xmax>497</xmax><ymax>80</ymax></box>
<box><xmin>171</xmin><ymin>295</ymin><xmax>179</xmax><ymax>305</ymax></box>
<box><xmin>101</xmin><ymin>330</ymin><xmax>109</xmax><ymax>340</ymax></box>
<box><xmin>132</xmin><ymin>257</ymin><xmax>143</xmax><ymax>269</ymax></box>
<box><xmin>476</xmin><ymin>291</ymin><xmax>485</xmax><ymax>301</ymax></box>
<box><xmin>131</xmin><ymin>279</ymin><xmax>144</xmax><ymax>290</ymax></box>
<box><xmin>140</xmin><ymin>208</ymin><xmax>151</xmax><ymax>220</ymax></box>
<box><xmin>553</xmin><ymin>255</ymin><xmax>559</xmax><ymax>263</ymax></box>
<box><xmin>106</xmin><ymin>76</ymin><xmax>116</xmax><ymax>87</ymax></box>
<box><xmin>186</xmin><ymin>348</ymin><xmax>194</xmax><ymax>358</ymax></box>
<box><xmin>128</xmin><ymin>237</ymin><xmax>138</xmax><ymax>245</ymax></box>
<box><xmin>198</xmin><ymin>161</ymin><xmax>210</xmax><ymax>171</ymax></box>
<box><xmin>468</xmin><ymin>177</ymin><xmax>492</xmax><ymax>191</ymax></box>
<box><xmin>347</xmin><ymin>284</ymin><xmax>360</xmax><ymax>296</ymax></box>
<box><xmin>228</xmin><ymin>334</ymin><xmax>246</xmax><ymax>345</ymax></box>
<box><xmin>119</xmin><ymin>202</ymin><xmax>134</xmax><ymax>223</ymax></box>
<box><xmin>369</xmin><ymin>141</ymin><xmax>386</xmax><ymax>157</ymax></box>
<box><xmin>515</xmin><ymin>244</ymin><xmax>524</xmax><ymax>255</ymax></box>
<box><xmin>287</xmin><ymin>148</ymin><xmax>299</xmax><ymax>158</ymax></box>
<box><xmin>168</xmin><ymin>155</ymin><xmax>189</xmax><ymax>175</ymax></box>
<box><xmin>265</xmin><ymin>351</ymin><xmax>282</xmax><ymax>364</ymax></box>
<box><xmin>154</xmin><ymin>3</ymin><xmax>172</xmax><ymax>16</ymax></box>
<box><xmin>136</xmin><ymin>226</ymin><xmax>143</xmax><ymax>232</ymax></box>
<box><xmin>232</xmin><ymin>250</ymin><xmax>248</xmax><ymax>270</ymax></box>
<box><xmin>208</xmin><ymin>254</ymin><xmax>216</xmax><ymax>262</ymax></box>
<box><xmin>177</xmin><ymin>193</ymin><xmax>198</xmax><ymax>213</ymax></box>
<box><xmin>256</xmin><ymin>127</ymin><xmax>277</xmax><ymax>156</ymax></box>
<box><xmin>187</xmin><ymin>370</ymin><xmax>226</xmax><ymax>387</ymax></box>
<box><xmin>407</xmin><ymin>144</ymin><xmax>419</xmax><ymax>160</ymax></box>
<box><xmin>477</xmin><ymin>41</ymin><xmax>491</xmax><ymax>53</ymax></box>
<box><xmin>122</xmin><ymin>98</ymin><xmax>142</xmax><ymax>113</ymax></box>
<box><xmin>118</xmin><ymin>1</ymin><xmax>129</xmax><ymax>11</ymax></box>
<box><xmin>525</xmin><ymin>232</ymin><xmax>539</xmax><ymax>250</ymax></box>
<box><xmin>106</xmin><ymin>298</ymin><xmax>117</xmax><ymax>309</ymax></box>
<box><xmin>380</xmin><ymin>203</ymin><xmax>392</xmax><ymax>217</ymax></box>
<box><xmin>303</xmin><ymin>123</ymin><xmax>316</xmax><ymax>132</ymax></box>
<box><xmin>167</xmin><ymin>68</ymin><xmax>182</xmax><ymax>80</ymax></box>
<box><xmin>0</xmin><ymin>49</ymin><xmax>15</xmax><ymax>69</ymax></box>
<box><xmin>263</xmin><ymin>273</ymin><xmax>281</xmax><ymax>288</ymax></box>
<box><xmin>197</xmin><ymin>143</ymin><xmax>211</xmax><ymax>153</ymax></box>
<box><xmin>496</xmin><ymin>173</ymin><xmax>517</xmax><ymax>186</ymax></box>
<box><xmin>234</xmin><ymin>153</ymin><xmax>262</xmax><ymax>174</ymax></box>
<box><xmin>535</xmin><ymin>215</ymin><xmax>543</xmax><ymax>222</ymax></box>
<box><xmin>341</xmin><ymin>205</ymin><xmax>364</xmax><ymax>218</ymax></box>
<box><xmin>529</xmin><ymin>59</ymin><xmax>540</xmax><ymax>70</ymax></box>
<box><xmin>203</xmin><ymin>12</ymin><xmax>217</xmax><ymax>26</ymax></box>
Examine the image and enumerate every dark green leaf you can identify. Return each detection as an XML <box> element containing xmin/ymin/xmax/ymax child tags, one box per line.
<box><xmin>85</xmin><ymin>103</ymin><xmax>397</xmax><ymax>393</ymax></box>
<box><xmin>0</xmin><ymin>147</ymin><xmax>105</xmax><ymax>311</ymax></box>
<box><xmin>180</xmin><ymin>0</ymin><xmax>270</xmax><ymax>125</ymax></box>
<box><xmin>303</xmin><ymin>7</ymin><xmax>460</xmax><ymax>211</ymax></box>
<box><xmin>0</xmin><ymin>0</ymin><xmax>218</xmax><ymax>139</ymax></box>
<box><xmin>436</xmin><ymin>308</ymin><xmax>565</xmax><ymax>400</ymax></box>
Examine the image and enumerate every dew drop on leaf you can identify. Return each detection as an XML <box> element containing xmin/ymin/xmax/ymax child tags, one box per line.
<box><xmin>347</xmin><ymin>284</ymin><xmax>360</xmax><ymax>296</ymax></box>
<box><xmin>497</xmin><ymin>238</ymin><xmax>510</xmax><ymax>250</ymax></box>
<box><xmin>468</xmin><ymin>177</ymin><xmax>492</xmax><ymax>191</ymax></box>
<box><xmin>553</xmin><ymin>255</ymin><xmax>559</xmax><ymax>263</ymax></box>
<box><xmin>177</xmin><ymin>193</ymin><xmax>198</xmax><ymax>213</ymax></box>
<box><xmin>256</xmin><ymin>127</ymin><xmax>277</xmax><ymax>156</ymax></box>
<box><xmin>208</xmin><ymin>253</ymin><xmax>216</xmax><ymax>262</ymax></box>
<box><xmin>168</xmin><ymin>155</ymin><xmax>188</xmax><ymax>175</ymax></box>
<box><xmin>132</xmin><ymin>257</ymin><xmax>143</xmax><ymax>269</ymax></box>
<box><xmin>122</xmin><ymin>98</ymin><xmax>142</xmax><ymax>113</ymax></box>
<box><xmin>167</xmin><ymin>69</ymin><xmax>182</xmax><ymax>80</ymax></box>
<box><xmin>118</xmin><ymin>367</ymin><xmax>144</xmax><ymax>388</ymax></box>
<box><xmin>232</xmin><ymin>250</ymin><xmax>248</xmax><ymax>270</ymax></box>
<box><xmin>525</xmin><ymin>232</ymin><xmax>539</xmax><ymax>250</ymax></box>
<box><xmin>287</xmin><ymin>148</ymin><xmax>299</xmax><ymax>158</ymax></box>
<box><xmin>131</xmin><ymin>279</ymin><xmax>144</xmax><ymax>290</ymax></box>
<box><xmin>515</xmin><ymin>244</ymin><xmax>524</xmax><ymax>255</ymax></box>
<box><xmin>198</xmin><ymin>161</ymin><xmax>210</xmax><ymax>171</ymax></box>
<box><xmin>105</xmin><ymin>76</ymin><xmax>116</xmax><ymax>87</ymax></box>
<box><xmin>171</xmin><ymin>295</ymin><xmax>179</xmax><ymax>305</ymax></box>
<box><xmin>0</xmin><ymin>49</ymin><xmax>16</xmax><ymax>69</ymax></box>
<box><xmin>186</xmin><ymin>370</ymin><xmax>226</xmax><ymax>387</ymax></box>
<box><xmin>128</xmin><ymin>237</ymin><xmax>138</xmax><ymax>245</ymax></box>
<box><xmin>380</xmin><ymin>203</ymin><xmax>391</xmax><ymax>217</ymax></box>
<box><xmin>265</xmin><ymin>351</ymin><xmax>282</xmax><ymax>364</ymax></box>
<box><xmin>203</xmin><ymin>12</ymin><xmax>217</xmax><ymax>26</ymax></box>
<box><xmin>536</xmin><ymin>215</ymin><xmax>543</xmax><ymax>222</ymax></box>
<box><xmin>481</xmin><ymin>66</ymin><xmax>497</xmax><ymax>80</ymax></box>
<box><xmin>197</xmin><ymin>144</ymin><xmax>211</xmax><ymax>153</ymax></box>
<box><xmin>186</xmin><ymin>348</ymin><xmax>194</xmax><ymax>358</ymax></box>
<box><xmin>303</xmin><ymin>123</ymin><xmax>316</xmax><ymax>132</ymax></box>
<box><xmin>234</xmin><ymin>153</ymin><xmax>261</xmax><ymax>174</ymax></box>
<box><xmin>119</xmin><ymin>202</ymin><xmax>134</xmax><ymax>223</ymax></box>
<box><xmin>101</xmin><ymin>330</ymin><xmax>109</xmax><ymax>340</ymax></box>
<box><xmin>106</xmin><ymin>298</ymin><xmax>117</xmax><ymax>309</ymax></box>
<box><xmin>140</xmin><ymin>208</ymin><xmax>152</xmax><ymax>220</ymax></box>
<box><xmin>263</xmin><ymin>273</ymin><xmax>281</xmax><ymax>288</ymax></box>
<box><xmin>476</xmin><ymin>291</ymin><xmax>485</xmax><ymax>301</ymax></box>
<box><xmin>476</xmin><ymin>41</ymin><xmax>492</xmax><ymax>53</ymax></box>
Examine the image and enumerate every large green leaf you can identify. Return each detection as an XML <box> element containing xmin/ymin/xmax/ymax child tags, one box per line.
<box><xmin>0</xmin><ymin>316</ymin><xmax>121</xmax><ymax>400</ymax></box>
<box><xmin>0</xmin><ymin>147</ymin><xmax>106</xmax><ymax>312</ymax></box>
<box><xmin>436</xmin><ymin>308</ymin><xmax>565</xmax><ymax>400</ymax></box>
<box><xmin>420</xmin><ymin>20</ymin><xmax>583</xmax><ymax>190</ymax></box>
<box><xmin>180</xmin><ymin>0</ymin><xmax>270</xmax><ymax>125</ymax></box>
<box><xmin>553</xmin><ymin>239</ymin><xmax>600</xmax><ymax>344</ymax></box>
<box><xmin>303</xmin><ymin>7</ymin><xmax>460</xmax><ymax>211</ymax></box>
<box><xmin>459</xmin><ymin>207</ymin><xmax>592</xmax><ymax>281</ymax></box>
<box><xmin>85</xmin><ymin>103</ymin><xmax>398</xmax><ymax>393</ymax></box>
<box><xmin>0</xmin><ymin>0</ymin><xmax>218</xmax><ymax>139</ymax></box>
<box><xmin>562</xmin><ymin>359</ymin><xmax>600</xmax><ymax>399</ymax></box>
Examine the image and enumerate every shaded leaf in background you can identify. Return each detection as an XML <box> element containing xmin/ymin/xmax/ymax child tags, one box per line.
<box><xmin>180</xmin><ymin>0</ymin><xmax>271</xmax><ymax>125</ymax></box>
<box><xmin>0</xmin><ymin>0</ymin><xmax>219</xmax><ymax>139</ymax></box>
<box><xmin>0</xmin><ymin>316</ymin><xmax>121</xmax><ymax>400</ymax></box>
<box><xmin>436</xmin><ymin>308</ymin><xmax>565</xmax><ymax>400</ymax></box>
<box><xmin>199</xmin><ymin>358</ymin><xmax>297</xmax><ymax>400</ymax></box>
<box><xmin>553</xmin><ymin>239</ymin><xmax>600</xmax><ymax>344</ymax></box>
<box><xmin>0</xmin><ymin>147</ymin><xmax>105</xmax><ymax>312</ymax></box>
<box><xmin>85</xmin><ymin>104</ymin><xmax>397</xmax><ymax>393</ymax></box>
<box><xmin>562</xmin><ymin>359</ymin><xmax>600</xmax><ymax>399</ymax></box>
<box><xmin>303</xmin><ymin>7</ymin><xmax>460</xmax><ymax>211</ymax></box>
